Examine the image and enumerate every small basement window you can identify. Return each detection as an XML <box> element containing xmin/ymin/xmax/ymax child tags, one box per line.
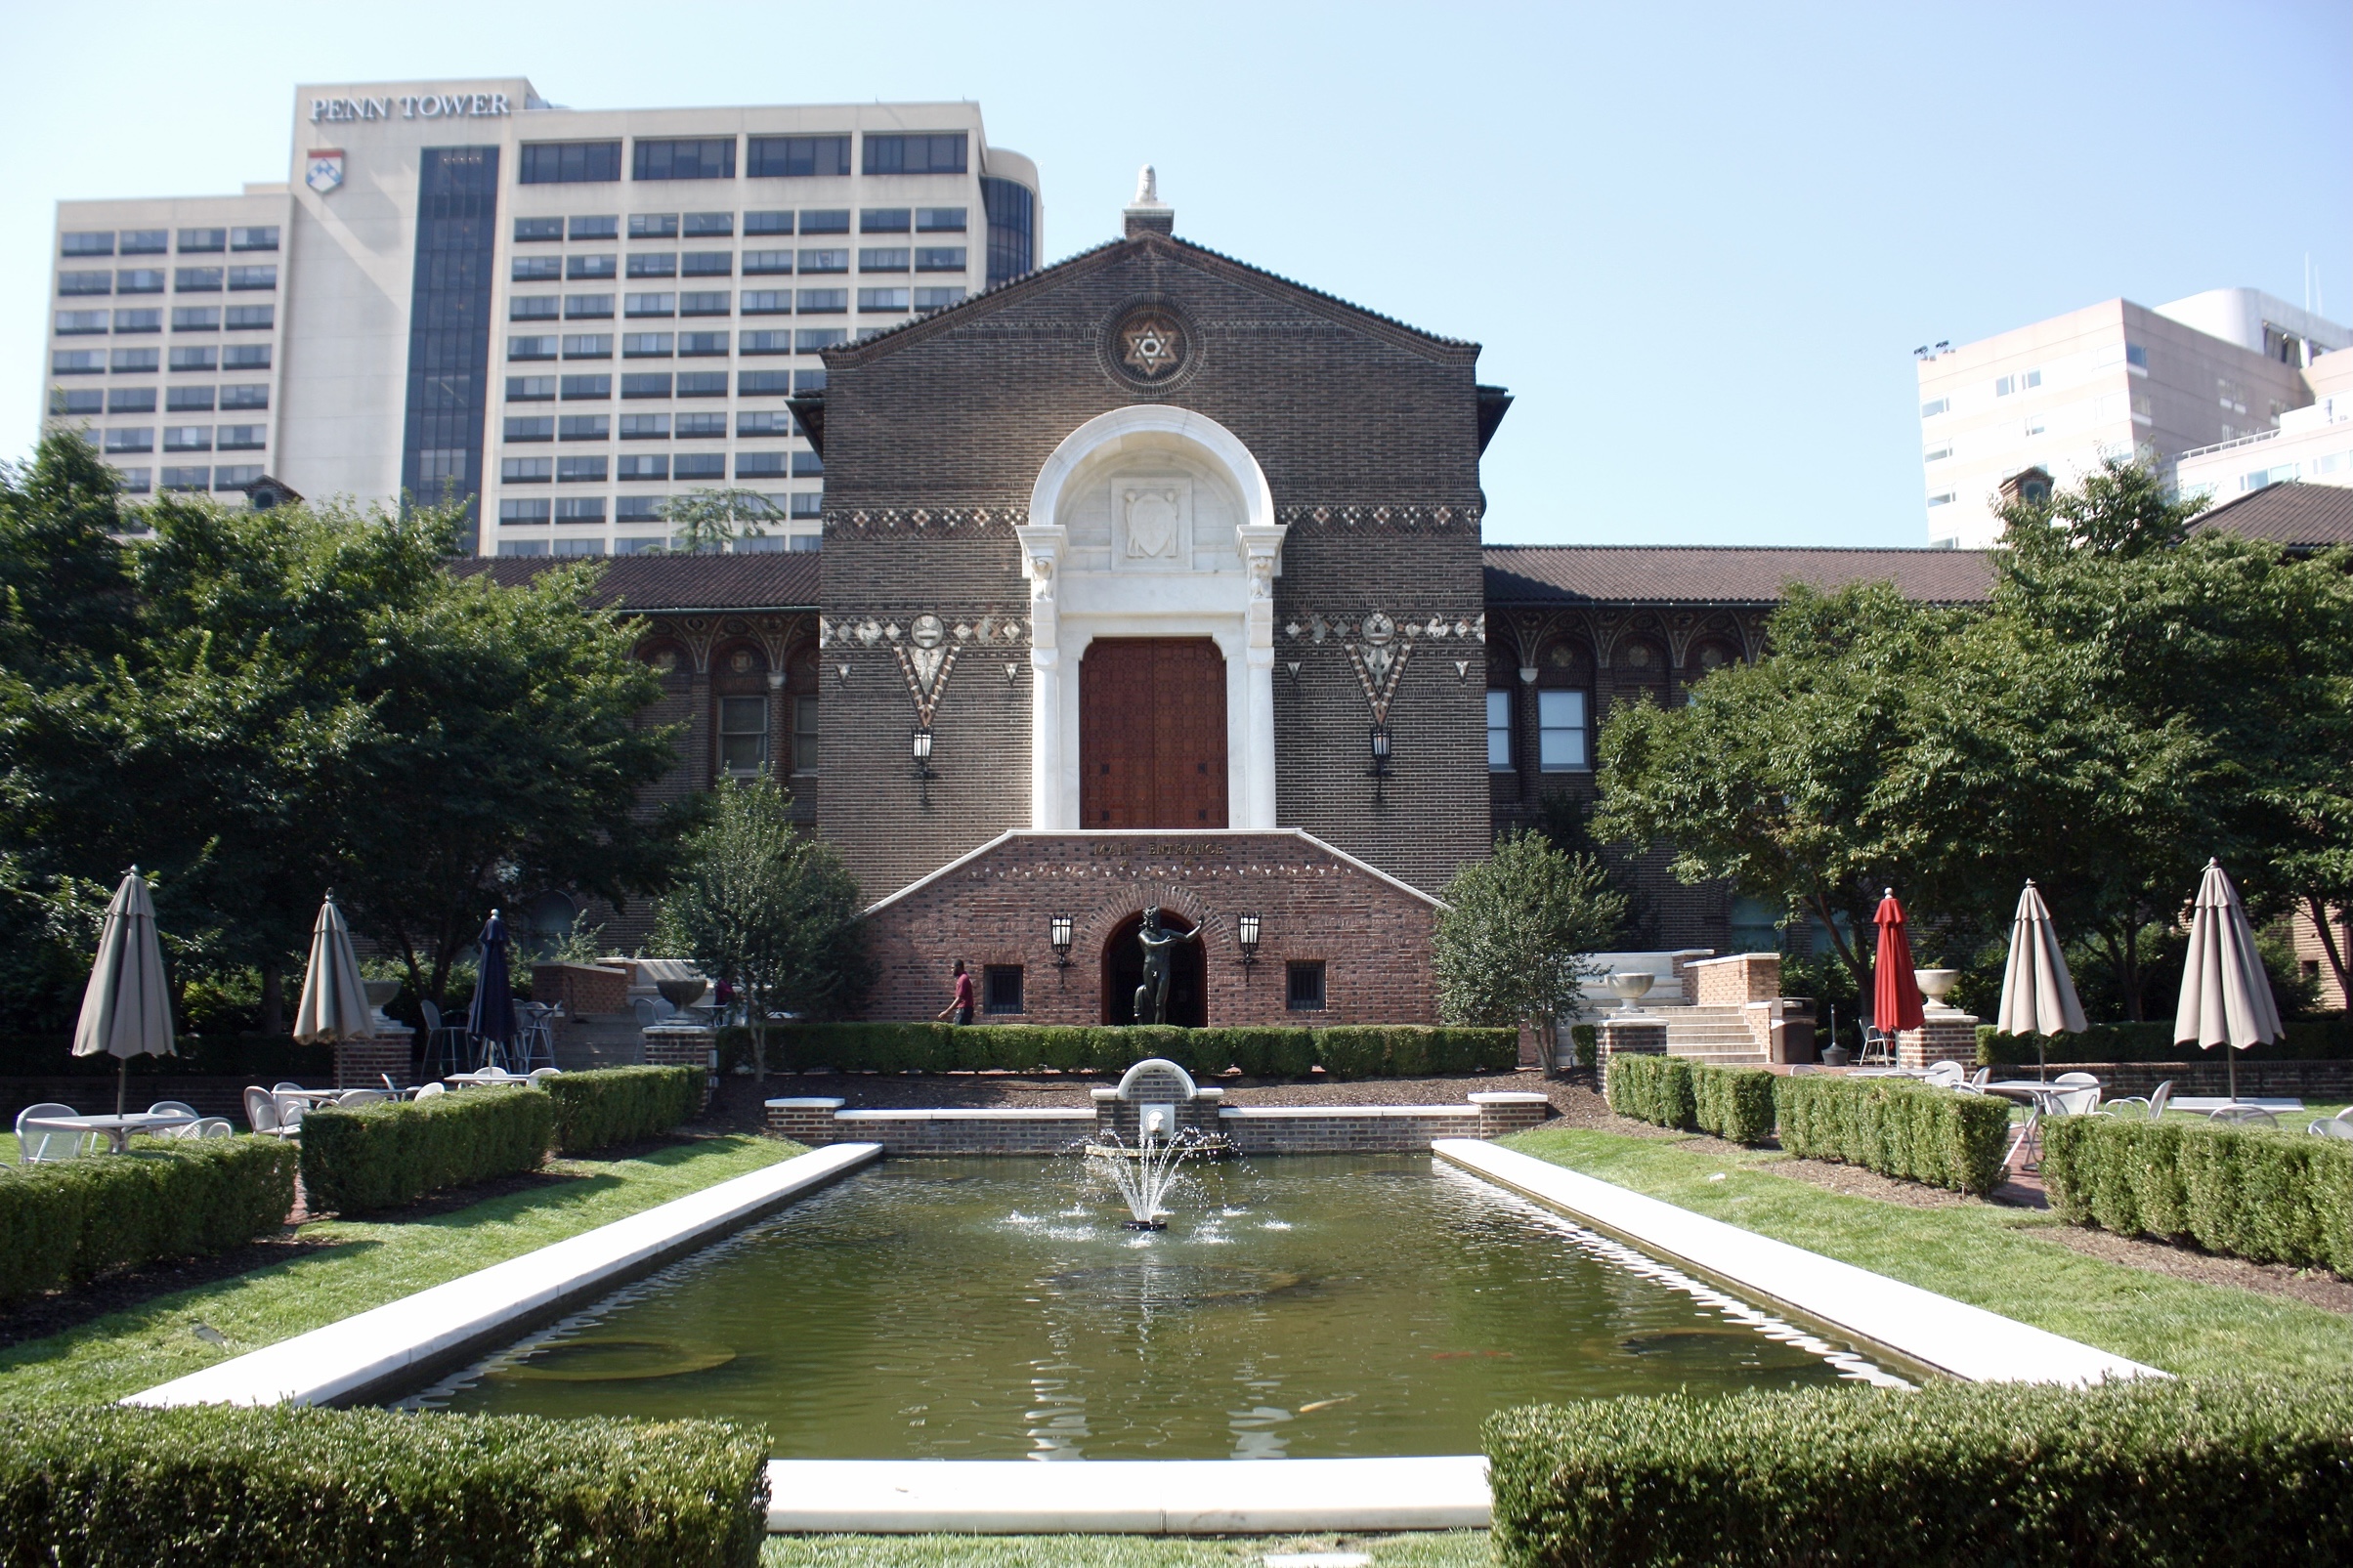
<box><xmin>983</xmin><ymin>964</ymin><xmax>1025</xmax><ymax>1015</ymax></box>
<box><xmin>1286</xmin><ymin>960</ymin><xmax>1326</xmax><ymax>1012</ymax></box>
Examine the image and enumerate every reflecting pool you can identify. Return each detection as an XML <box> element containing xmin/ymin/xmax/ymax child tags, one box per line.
<box><xmin>410</xmin><ymin>1155</ymin><xmax>1904</xmax><ymax>1459</ymax></box>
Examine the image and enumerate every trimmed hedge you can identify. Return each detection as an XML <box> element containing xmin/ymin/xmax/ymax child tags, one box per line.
<box><xmin>0</xmin><ymin>1405</ymin><xmax>767</xmax><ymax>1567</ymax></box>
<box><xmin>1978</xmin><ymin>1016</ymin><xmax>2353</xmax><ymax>1065</ymax></box>
<box><xmin>1775</xmin><ymin>1073</ymin><xmax>2011</xmax><ymax>1196</ymax></box>
<box><xmin>1568</xmin><ymin>1023</ymin><xmax>1598</xmax><ymax>1070</ymax></box>
<box><xmin>1604</xmin><ymin>1055</ymin><xmax>1775</xmax><ymax>1145</ymax></box>
<box><xmin>1605</xmin><ymin>1054</ymin><xmax>1694</xmax><ymax>1129</ymax></box>
<box><xmin>299</xmin><ymin>1088</ymin><xmax>554</xmax><ymax>1215</ymax></box>
<box><xmin>0</xmin><ymin>1139</ymin><xmax>296</xmax><ymax>1305</ymax></box>
<box><xmin>2042</xmin><ymin>1116</ymin><xmax>2353</xmax><ymax>1275</ymax></box>
<box><xmin>1486</xmin><ymin>1377</ymin><xmax>2353</xmax><ymax>1567</ymax></box>
<box><xmin>541</xmin><ymin>1066</ymin><xmax>706</xmax><ymax>1155</ymax></box>
<box><xmin>1692</xmin><ymin>1063</ymin><xmax>1775</xmax><ymax>1145</ymax></box>
<box><xmin>738</xmin><ymin>1021</ymin><xmax>1517</xmax><ymax>1079</ymax></box>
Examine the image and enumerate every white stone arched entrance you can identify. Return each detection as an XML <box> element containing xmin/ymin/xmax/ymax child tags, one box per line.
<box><xmin>1017</xmin><ymin>405</ymin><xmax>1288</xmax><ymax>829</ymax></box>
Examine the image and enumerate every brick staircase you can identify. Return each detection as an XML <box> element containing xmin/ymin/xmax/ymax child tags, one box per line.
<box><xmin>1662</xmin><ymin>1004</ymin><xmax>1769</xmax><ymax>1066</ymax></box>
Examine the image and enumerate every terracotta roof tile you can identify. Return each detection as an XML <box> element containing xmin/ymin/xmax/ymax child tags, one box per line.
<box><xmin>2192</xmin><ymin>482</ymin><xmax>2353</xmax><ymax>547</ymax></box>
<box><xmin>1483</xmin><ymin>545</ymin><xmax>1995</xmax><ymax>606</ymax></box>
<box><xmin>452</xmin><ymin>553</ymin><xmax>818</xmax><ymax>612</ymax></box>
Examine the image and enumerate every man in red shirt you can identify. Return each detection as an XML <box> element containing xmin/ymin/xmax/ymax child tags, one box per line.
<box><xmin>937</xmin><ymin>960</ymin><xmax>975</xmax><ymax>1026</ymax></box>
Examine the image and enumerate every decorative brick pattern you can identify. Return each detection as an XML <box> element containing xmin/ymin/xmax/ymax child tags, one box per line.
<box><xmin>855</xmin><ymin>830</ymin><xmax>1441</xmax><ymax>1024</ymax></box>
<box><xmin>333</xmin><ymin>1030</ymin><xmax>413</xmax><ymax>1089</ymax></box>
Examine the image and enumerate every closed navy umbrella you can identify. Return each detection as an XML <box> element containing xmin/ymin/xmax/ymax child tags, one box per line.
<box><xmin>466</xmin><ymin>910</ymin><xmax>515</xmax><ymax>1071</ymax></box>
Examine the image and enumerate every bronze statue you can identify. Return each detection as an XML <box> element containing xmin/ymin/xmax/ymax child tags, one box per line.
<box><xmin>1133</xmin><ymin>906</ymin><xmax>1201</xmax><ymax>1026</ymax></box>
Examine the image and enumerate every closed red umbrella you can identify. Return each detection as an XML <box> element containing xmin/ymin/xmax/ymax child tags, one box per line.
<box><xmin>1872</xmin><ymin>890</ymin><xmax>1925</xmax><ymax>1037</ymax></box>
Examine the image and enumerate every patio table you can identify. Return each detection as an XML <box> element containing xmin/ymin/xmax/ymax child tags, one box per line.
<box><xmin>2170</xmin><ymin>1096</ymin><xmax>2303</xmax><ymax>1114</ymax></box>
<box><xmin>443</xmin><ymin>1071</ymin><xmax>529</xmax><ymax>1087</ymax></box>
<box><xmin>20</xmin><ymin>1110</ymin><xmax>196</xmax><ymax>1154</ymax></box>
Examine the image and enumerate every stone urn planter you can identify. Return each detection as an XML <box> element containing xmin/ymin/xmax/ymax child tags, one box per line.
<box><xmin>1914</xmin><ymin>968</ymin><xmax>1961</xmax><ymax>1006</ymax></box>
<box><xmin>1605</xmin><ymin>970</ymin><xmax>1655</xmax><ymax>1014</ymax></box>
<box><xmin>364</xmin><ymin>978</ymin><xmax>401</xmax><ymax>1031</ymax></box>
<box><xmin>656</xmin><ymin>976</ymin><xmax>709</xmax><ymax>1015</ymax></box>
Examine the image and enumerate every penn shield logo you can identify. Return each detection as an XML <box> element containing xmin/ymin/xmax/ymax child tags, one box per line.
<box><xmin>306</xmin><ymin>149</ymin><xmax>345</xmax><ymax>194</ymax></box>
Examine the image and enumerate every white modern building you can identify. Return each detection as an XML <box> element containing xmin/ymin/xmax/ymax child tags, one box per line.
<box><xmin>1914</xmin><ymin>287</ymin><xmax>2347</xmax><ymax>547</ymax></box>
<box><xmin>2174</xmin><ymin>345</ymin><xmax>2353</xmax><ymax>505</ymax></box>
<box><xmin>37</xmin><ymin>78</ymin><xmax>1043</xmax><ymax>555</ymax></box>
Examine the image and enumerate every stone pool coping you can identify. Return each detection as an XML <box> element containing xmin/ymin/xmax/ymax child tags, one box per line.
<box><xmin>122</xmin><ymin>1141</ymin><xmax>882</xmax><ymax>1410</ymax></box>
<box><xmin>762</xmin><ymin>1456</ymin><xmax>1492</xmax><ymax>1534</ymax></box>
<box><xmin>1433</xmin><ymin>1139</ymin><xmax>2161</xmax><ymax>1387</ymax></box>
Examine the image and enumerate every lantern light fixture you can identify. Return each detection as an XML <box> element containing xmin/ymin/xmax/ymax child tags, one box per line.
<box><xmin>911</xmin><ymin>728</ymin><xmax>936</xmax><ymax>806</ymax></box>
<box><xmin>1236</xmin><ymin>911</ymin><xmax>1262</xmax><ymax>966</ymax></box>
<box><xmin>1049</xmin><ymin>914</ymin><xmax>1074</xmax><ymax>966</ymax></box>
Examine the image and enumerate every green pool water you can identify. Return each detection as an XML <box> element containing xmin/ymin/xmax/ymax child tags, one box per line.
<box><xmin>410</xmin><ymin>1155</ymin><xmax>1904</xmax><ymax>1459</ymax></box>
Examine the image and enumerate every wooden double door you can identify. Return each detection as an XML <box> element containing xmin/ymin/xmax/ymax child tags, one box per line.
<box><xmin>1078</xmin><ymin>638</ymin><xmax>1228</xmax><ymax>829</ymax></box>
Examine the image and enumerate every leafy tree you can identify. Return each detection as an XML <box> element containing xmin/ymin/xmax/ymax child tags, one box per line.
<box><xmin>1593</xmin><ymin>581</ymin><xmax>1960</xmax><ymax>990</ymax></box>
<box><xmin>1433</xmin><ymin>828</ymin><xmax>1627</xmax><ymax>1043</ymax></box>
<box><xmin>654</xmin><ymin>779</ymin><xmax>871</xmax><ymax>1080</ymax></box>
<box><xmin>0</xmin><ymin>432</ymin><xmax>687</xmax><ymax>1028</ymax></box>
<box><xmin>657</xmin><ymin>487</ymin><xmax>777</xmax><ymax>555</ymax></box>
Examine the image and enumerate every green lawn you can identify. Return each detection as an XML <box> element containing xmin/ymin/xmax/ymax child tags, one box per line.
<box><xmin>1500</xmin><ymin>1124</ymin><xmax>2353</xmax><ymax>1380</ymax></box>
<box><xmin>763</xmin><ymin>1535</ymin><xmax>1492</xmax><ymax>1567</ymax></box>
<box><xmin>0</xmin><ymin>1133</ymin><xmax>799</xmax><ymax>1407</ymax></box>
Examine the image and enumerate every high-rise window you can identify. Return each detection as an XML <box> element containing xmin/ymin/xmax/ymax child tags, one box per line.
<box><xmin>981</xmin><ymin>177</ymin><xmax>1036</xmax><ymax>285</ymax></box>
<box><xmin>400</xmin><ymin>146</ymin><xmax>500</xmax><ymax>546</ymax></box>
<box><xmin>520</xmin><ymin>142</ymin><xmax>621</xmax><ymax>185</ymax></box>
<box><xmin>862</xmin><ymin>133</ymin><xmax>965</xmax><ymax>175</ymax></box>
<box><xmin>1537</xmin><ymin>690</ymin><xmax>1587</xmax><ymax>771</ymax></box>
<box><xmin>1485</xmin><ymin>690</ymin><xmax>1512</xmax><ymax>770</ymax></box>
<box><xmin>747</xmin><ymin>136</ymin><xmax>849</xmax><ymax>178</ymax></box>
<box><xmin>718</xmin><ymin>695</ymin><xmax>769</xmax><ymax>775</ymax></box>
<box><xmin>634</xmin><ymin>138</ymin><xmax>737</xmax><ymax>181</ymax></box>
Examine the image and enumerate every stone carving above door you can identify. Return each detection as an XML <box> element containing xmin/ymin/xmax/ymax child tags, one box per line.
<box><xmin>1113</xmin><ymin>478</ymin><xmax>1192</xmax><ymax>570</ymax></box>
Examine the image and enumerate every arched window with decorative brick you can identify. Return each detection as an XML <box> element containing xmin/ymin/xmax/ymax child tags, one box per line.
<box><xmin>710</xmin><ymin>641</ymin><xmax>771</xmax><ymax>781</ymax></box>
<box><xmin>1682</xmin><ymin>638</ymin><xmax>1740</xmax><ymax>704</ymax></box>
<box><xmin>1535</xmin><ymin>637</ymin><xmax>1593</xmax><ymax>774</ymax></box>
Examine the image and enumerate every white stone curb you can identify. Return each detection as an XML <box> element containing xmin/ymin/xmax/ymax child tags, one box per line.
<box><xmin>123</xmin><ymin>1142</ymin><xmax>881</xmax><ymax>1409</ymax></box>
<box><xmin>762</xmin><ymin>1456</ymin><xmax>1491</xmax><ymax>1534</ymax></box>
<box><xmin>1433</xmin><ymin>1139</ymin><xmax>2162</xmax><ymax>1387</ymax></box>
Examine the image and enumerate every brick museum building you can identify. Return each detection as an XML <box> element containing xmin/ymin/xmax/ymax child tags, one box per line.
<box><xmin>484</xmin><ymin>185</ymin><xmax>1994</xmax><ymax>1026</ymax></box>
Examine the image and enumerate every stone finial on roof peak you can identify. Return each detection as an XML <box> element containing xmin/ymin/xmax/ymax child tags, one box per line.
<box><xmin>1124</xmin><ymin>164</ymin><xmax>1174</xmax><ymax>238</ymax></box>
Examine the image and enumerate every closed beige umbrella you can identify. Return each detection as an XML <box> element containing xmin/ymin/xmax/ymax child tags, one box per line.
<box><xmin>1995</xmin><ymin>880</ymin><xmax>2088</xmax><ymax>1083</ymax></box>
<box><xmin>71</xmin><ymin>868</ymin><xmax>177</xmax><ymax>1115</ymax></box>
<box><xmin>2173</xmin><ymin>859</ymin><xmax>2284</xmax><ymax>1105</ymax></box>
<box><xmin>293</xmin><ymin>894</ymin><xmax>375</xmax><ymax>1045</ymax></box>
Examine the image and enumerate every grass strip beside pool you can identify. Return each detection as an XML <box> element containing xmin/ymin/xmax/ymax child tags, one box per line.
<box><xmin>0</xmin><ymin>1134</ymin><xmax>801</xmax><ymax>1408</ymax></box>
<box><xmin>1500</xmin><ymin>1125</ymin><xmax>2353</xmax><ymax>1380</ymax></box>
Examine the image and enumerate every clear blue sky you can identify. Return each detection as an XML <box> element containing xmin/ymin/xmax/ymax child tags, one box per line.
<box><xmin>3</xmin><ymin>1</ymin><xmax>2344</xmax><ymax>546</ymax></box>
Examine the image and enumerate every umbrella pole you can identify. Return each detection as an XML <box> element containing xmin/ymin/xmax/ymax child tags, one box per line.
<box><xmin>2228</xmin><ymin>1049</ymin><xmax>2238</xmax><ymax>1105</ymax></box>
<box><xmin>2036</xmin><ymin>1038</ymin><xmax>2045</xmax><ymax>1085</ymax></box>
<box><xmin>116</xmin><ymin>1058</ymin><xmax>128</xmax><ymax>1117</ymax></box>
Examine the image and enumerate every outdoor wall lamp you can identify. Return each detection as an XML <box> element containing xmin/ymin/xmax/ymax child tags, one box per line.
<box><xmin>1237</xmin><ymin>912</ymin><xmax>1262</xmax><ymax>967</ymax></box>
<box><xmin>912</xmin><ymin>727</ymin><xmax>936</xmax><ymax>806</ymax></box>
<box><xmin>1049</xmin><ymin>914</ymin><xmax>1074</xmax><ymax>967</ymax></box>
<box><xmin>1367</xmin><ymin>723</ymin><xmax>1393</xmax><ymax>802</ymax></box>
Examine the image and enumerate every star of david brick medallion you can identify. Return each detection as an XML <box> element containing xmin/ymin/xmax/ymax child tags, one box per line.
<box><xmin>1119</xmin><ymin>313</ymin><xmax>1184</xmax><ymax>378</ymax></box>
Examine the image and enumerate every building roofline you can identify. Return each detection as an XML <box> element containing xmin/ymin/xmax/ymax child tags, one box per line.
<box><xmin>826</xmin><ymin>230</ymin><xmax>1478</xmax><ymax>369</ymax></box>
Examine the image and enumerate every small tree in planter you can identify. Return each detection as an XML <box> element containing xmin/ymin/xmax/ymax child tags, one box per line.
<box><xmin>654</xmin><ymin>778</ymin><xmax>870</xmax><ymax>1080</ymax></box>
<box><xmin>1433</xmin><ymin>828</ymin><xmax>1626</xmax><ymax>1068</ymax></box>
